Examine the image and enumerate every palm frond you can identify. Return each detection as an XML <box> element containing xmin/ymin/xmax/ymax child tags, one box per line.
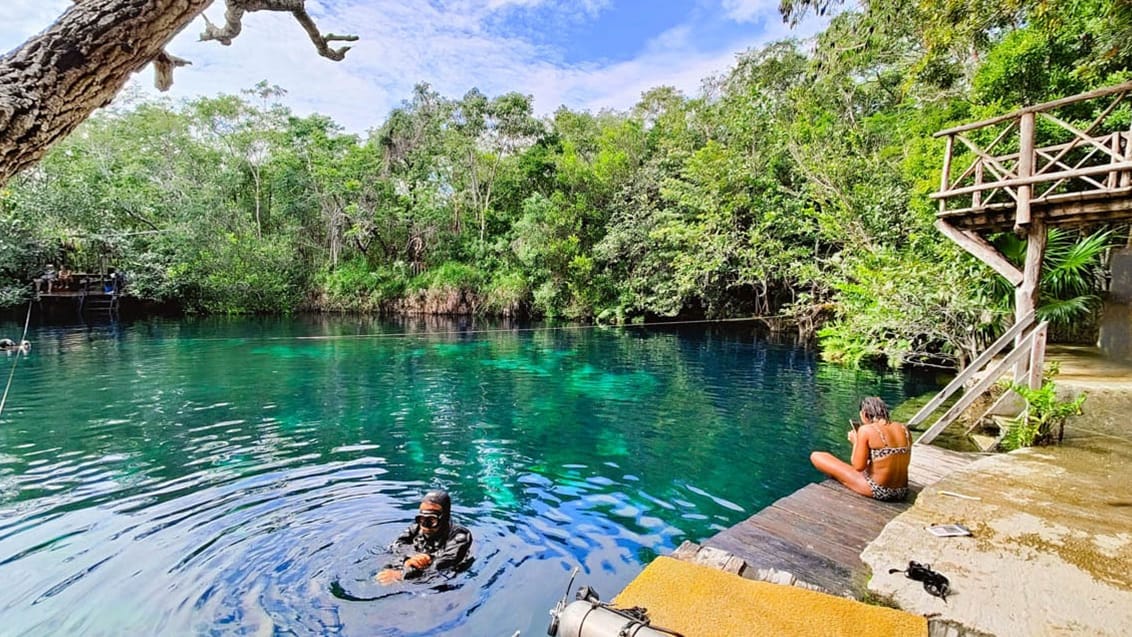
<box><xmin>1043</xmin><ymin>229</ymin><xmax>1112</xmax><ymax>298</ymax></box>
<box><xmin>1036</xmin><ymin>294</ymin><xmax>1098</xmax><ymax>327</ymax></box>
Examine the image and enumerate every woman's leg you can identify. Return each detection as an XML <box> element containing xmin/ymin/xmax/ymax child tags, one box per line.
<box><xmin>809</xmin><ymin>451</ymin><xmax>873</xmax><ymax>498</ymax></box>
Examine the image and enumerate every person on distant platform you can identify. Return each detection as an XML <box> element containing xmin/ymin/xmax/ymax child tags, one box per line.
<box><xmin>810</xmin><ymin>396</ymin><xmax>911</xmax><ymax>502</ymax></box>
<box><xmin>36</xmin><ymin>264</ymin><xmax>57</xmax><ymax>294</ymax></box>
<box><xmin>376</xmin><ymin>489</ymin><xmax>473</xmax><ymax>585</ymax></box>
<box><xmin>104</xmin><ymin>267</ymin><xmax>123</xmax><ymax>294</ymax></box>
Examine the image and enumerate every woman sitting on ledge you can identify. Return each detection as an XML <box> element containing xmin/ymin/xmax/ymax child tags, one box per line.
<box><xmin>810</xmin><ymin>397</ymin><xmax>911</xmax><ymax>502</ymax></box>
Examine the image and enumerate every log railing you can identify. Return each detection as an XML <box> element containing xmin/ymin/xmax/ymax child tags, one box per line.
<box><xmin>912</xmin><ymin>311</ymin><xmax>1046</xmax><ymax>446</ymax></box>
<box><xmin>932</xmin><ymin>81</ymin><xmax>1132</xmax><ymax>225</ymax></box>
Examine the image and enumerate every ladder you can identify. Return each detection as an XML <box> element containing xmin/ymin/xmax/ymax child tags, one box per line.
<box><xmin>79</xmin><ymin>292</ymin><xmax>119</xmax><ymax>319</ymax></box>
<box><xmin>912</xmin><ymin>311</ymin><xmax>1047</xmax><ymax>445</ymax></box>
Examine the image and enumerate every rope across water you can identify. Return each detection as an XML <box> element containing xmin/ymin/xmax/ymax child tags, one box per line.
<box><xmin>0</xmin><ymin>301</ymin><xmax>34</xmax><ymax>419</ymax></box>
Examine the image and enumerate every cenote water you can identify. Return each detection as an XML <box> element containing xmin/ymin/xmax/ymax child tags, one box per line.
<box><xmin>0</xmin><ymin>315</ymin><xmax>940</xmax><ymax>636</ymax></box>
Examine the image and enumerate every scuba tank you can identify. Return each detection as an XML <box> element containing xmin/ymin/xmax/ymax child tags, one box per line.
<box><xmin>547</xmin><ymin>569</ymin><xmax>684</xmax><ymax>637</ymax></box>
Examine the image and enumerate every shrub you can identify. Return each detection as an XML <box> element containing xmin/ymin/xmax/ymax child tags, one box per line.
<box><xmin>1000</xmin><ymin>378</ymin><xmax>1086</xmax><ymax>451</ymax></box>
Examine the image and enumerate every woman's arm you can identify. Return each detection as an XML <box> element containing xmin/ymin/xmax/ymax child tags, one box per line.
<box><xmin>850</xmin><ymin>426</ymin><xmax>870</xmax><ymax>472</ymax></box>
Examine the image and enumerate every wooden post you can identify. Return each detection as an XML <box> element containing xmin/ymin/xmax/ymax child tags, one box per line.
<box><xmin>940</xmin><ymin>135</ymin><xmax>954</xmax><ymax>213</ymax></box>
<box><xmin>934</xmin><ymin>220</ymin><xmax>1023</xmax><ymax>286</ymax></box>
<box><xmin>1015</xmin><ymin>219</ymin><xmax>1047</xmax><ymax>382</ymax></box>
<box><xmin>973</xmin><ymin>161</ymin><xmax>983</xmax><ymax>209</ymax></box>
<box><xmin>1016</xmin><ymin>112</ymin><xmax>1035</xmax><ymax>229</ymax></box>
<box><xmin>1122</xmin><ymin>131</ymin><xmax>1132</xmax><ymax>189</ymax></box>
<box><xmin>1110</xmin><ymin>131</ymin><xmax>1121</xmax><ymax>189</ymax></box>
<box><xmin>1028</xmin><ymin>323</ymin><xmax>1048</xmax><ymax>391</ymax></box>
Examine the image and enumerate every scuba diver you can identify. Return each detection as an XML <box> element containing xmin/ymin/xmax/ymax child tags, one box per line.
<box><xmin>377</xmin><ymin>490</ymin><xmax>473</xmax><ymax>585</ymax></box>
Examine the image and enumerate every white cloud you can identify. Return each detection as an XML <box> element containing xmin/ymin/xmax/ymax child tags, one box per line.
<box><xmin>482</xmin><ymin>0</ymin><xmax>610</xmax><ymax>18</ymax></box>
<box><xmin>721</xmin><ymin>0</ymin><xmax>781</xmax><ymax>24</ymax></box>
<box><xmin>2</xmin><ymin>1</ymin><xmax>829</xmax><ymax>134</ymax></box>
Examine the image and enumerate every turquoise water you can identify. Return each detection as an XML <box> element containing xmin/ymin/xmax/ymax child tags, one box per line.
<box><xmin>0</xmin><ymin>315</ymin><xmax>938</xmax><ymax>636</ymax></box>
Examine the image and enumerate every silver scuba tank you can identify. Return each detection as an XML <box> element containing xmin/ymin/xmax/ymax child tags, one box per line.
<box><xmin>549</xmin><ymin>599</ymin><xmax>678</xmax><ymax>637</ymax></box>
<box><xmin>546</xmin><ymin>570</ymin><xmax>683</xmax><ymax>637</ymax></box>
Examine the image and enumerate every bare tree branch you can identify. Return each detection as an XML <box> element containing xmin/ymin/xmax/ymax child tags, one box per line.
<box><xmin>153</xmin><ymin>50</ymin><xmax>191</xmax><ymax>91</ymax></box>
<box><xmin>0</xmin><ymin>0</ymin><xmax>359</xmax><ymax>185</ymax></box>
<box><xmin>200</xmin><ymin>0</ymin><xmax>358</xmax><ymax>61</ymax></box>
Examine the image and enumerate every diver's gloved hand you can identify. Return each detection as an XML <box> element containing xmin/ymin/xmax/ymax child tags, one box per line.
<box><xmin>404</xmin><ymin>553</ymin><xmax>432</xmax><ymax>570</ymax></box>
<box><xmin>376</xmin><ymin>568</ymin><xmax>404</xmax><ymax>585</ymax></box>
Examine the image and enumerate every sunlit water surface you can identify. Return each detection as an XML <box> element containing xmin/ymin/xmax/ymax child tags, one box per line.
<box><xmin>0</xmin><ymin>316</ymin><xmax>938</xmax><ymax>636</ymax></box>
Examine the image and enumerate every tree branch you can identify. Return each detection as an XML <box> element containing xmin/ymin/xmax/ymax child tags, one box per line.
<box><xmin>153</xmin><ymin>50</ymin><xmax>191</xmax><ymax>91</ymax></box>
<box><xmin>200</xmin><ymin>0</ymin><xmax>358</xmax><ymax>61</ymax></box>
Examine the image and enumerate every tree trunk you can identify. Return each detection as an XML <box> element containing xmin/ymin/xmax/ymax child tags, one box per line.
<box><xmin>0</xmin><ymin>0</ymin><xmax>212</xmax><ymax>185</ymax></box>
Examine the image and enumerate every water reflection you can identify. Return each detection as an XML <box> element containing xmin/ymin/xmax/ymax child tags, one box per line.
<box><xmin>0</xmin><ymin>316</ymin><xmax>937</xmax><ymax>635</ymax></box>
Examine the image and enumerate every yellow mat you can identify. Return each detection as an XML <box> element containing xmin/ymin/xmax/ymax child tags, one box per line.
<box><xmin>613</xmin><ymin>557</ymin><xmax>926</xmax><ymax>637</ymax></box>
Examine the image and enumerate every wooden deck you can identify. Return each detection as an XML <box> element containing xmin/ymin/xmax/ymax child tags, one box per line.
<box><xmin>684</xmin><ymin>444</ymin><xmax>978</xmax><ymax>598</ymax></box>
<box><xmin>939</xmin><ymin>187</ymin><xmax>1132</xmax><ymax>232</ymax></box>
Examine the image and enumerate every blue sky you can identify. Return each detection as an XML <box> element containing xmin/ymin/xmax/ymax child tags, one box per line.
<box><xmin>0</xmin><ymin>0</ymin><xmax>829</xmax><ymax>133</ymax></box>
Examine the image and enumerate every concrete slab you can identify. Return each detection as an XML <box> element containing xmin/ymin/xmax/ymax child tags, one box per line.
<box><xmin>862</xmin><ymin>348</ymin><xmax>1132</xmax><ymax>636</ymax></box>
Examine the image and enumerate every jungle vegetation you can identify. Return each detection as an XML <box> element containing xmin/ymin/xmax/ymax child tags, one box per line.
<box><xmin>2</xmin><ymin>0</ymin><xmax>1130</xmax><ymax>369</ymax></box>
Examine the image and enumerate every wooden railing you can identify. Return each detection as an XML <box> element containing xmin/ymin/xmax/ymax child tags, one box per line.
<box><xmin>912</xmin><ymin>311</ymin><xmax>1047</xmax><ymax>446</ymax></box>
<box><xmin>932</xmin><ymin>81</ymin><xmax>1132</xmax><ymax>226</ymax></box>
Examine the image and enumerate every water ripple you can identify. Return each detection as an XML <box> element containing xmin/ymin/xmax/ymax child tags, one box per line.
<box><xmin>0</xmin><ymin>317</ymin><xmax>939</xmax><ymax>636</ymax></box>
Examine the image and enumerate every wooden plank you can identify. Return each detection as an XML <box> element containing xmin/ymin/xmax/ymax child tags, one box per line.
<box><xmin>940</xmin><ymin>135</ymin><xmax>953</xmax><ymax>196</ymax></box>
<box><xmin>708</xmin><ymin>531</ymin><xmax>820</xmax><ymax>584</ymax></box>
<box><xmin>711</xmin><ymin>521</ymin><xmax>851</xmax><ymax>580</ymax></box>
<box><xmin>762</xmin><ymin>498</ymin><xmax>876</xmax><ymax>552</ymax></box>
<box><xmin>814</xmin><ymin>480</ymin><xmax>911</xmax><ymax>515</ymax></box>
<box><xmin>1028</xmin><ymin>323</ymin><xmax>1048</xmax><ymax>390</ymax></box>
<box><xmin>695</xmin><ymin>446</ymin><xmax>979</xmax><ymax>599</ymax></box>
<box><xmin>934</xmin><ymin>220</ymin><xmax>1024</xmax><ymax>286</ymax></box>
<box><xmin>917</xmin><ymin>333</ymin><xmax>1039</xmax><ymax>444</ymax></box>
<box><xmin>746</xmin><ymin>507</ymin><xmax>866</xmax><ymax>567</ymax></box>
<box><xmin>783</xmin><ymin>483</ymin><xmax>897</xmax><ymax>530</ymax></box>
<box><xmin>709</xmin><ymin>525</ymin><xmax>854</xmax><ymax>595</ymax></box>
<box><xmin>1036</xmin><ymin>102</ymin><xmax>1129</xmax><ymax>171</ymax></box>
<box><xmin>930</xmin><ymin>160</ymin><xmax>1132</xmax><ymax>199</ymax></box>
<box><xmin>1122</xmin><ymin>132</ymin><xmax>1131</xmax><ymax>189</ymax></box>
<box><xmin>770</xmin><ymin>492</ymin><xmax>884</xmax><ymax>544</ymax></box>
<box><xmin>670</xmin><ymin>540</ymin><xmax>700</xmax><ymax>562</ymax></box>
<box><xmin>1016</xmin><ymin>111</ymin><xmax>1035</xmax><ymax>226</ymax></box>
<box><xmin>933</xmin><ymin>81</ymin><xmax>1132</xmax><ymax>137</ymax></box>
<box><xmin>910</xmin><ymin>447</ymin><xmax>981</xmax><ymax>485</ymax></box>
<box><xmin>906</xmin><ymin>310</ymin><xmax>1034</xmax><ymax>428</ymax></box>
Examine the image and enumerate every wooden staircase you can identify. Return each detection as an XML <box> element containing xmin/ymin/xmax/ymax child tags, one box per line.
<box><xmin>910</xmin><ymin>311</ymin><xmax>1046</xmax><ymax>446</ymax></box>
<box><xmin>921</xmin><ymin>81</ymin><xmax>1132</xmax><ymax>445</ymax></box>
<box><xmin>80</xmin><ymin>292</ymin><xmax>119</xmax><ymax>319</ymax></box>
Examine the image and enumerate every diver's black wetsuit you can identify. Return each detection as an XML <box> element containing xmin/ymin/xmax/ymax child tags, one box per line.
<box><xmin>391</xmin><ymin>521</ymin><xmax>473</xmax><ymax>573</ymax></box>
<box><xmin>389</xmin><ymin>490</ymin><xmax>473</xmax><ymax>577</ymax></box>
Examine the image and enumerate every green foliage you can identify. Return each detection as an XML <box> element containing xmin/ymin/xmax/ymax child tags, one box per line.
<box><xmin>817</xmin><ymin>247</ymin><xmax>997</xmax><ymax>368</ymax></box>
<box><xmin>989</xmin><ymin>228</ymin><xmax>1114</xmax><ymax>330</ymax></box>
<box><xmin>413</xmin><ymin>261</ymin><xmax>483</xmax><ymax>292</ymax></box>
<box><xmin>172</xmin><ymin>233</ymin><xmax>305</xmax><ymax>314</ymax></box>
<box><xmin>1001</xmin><ymin>374</ymin><xmax>1087</xmax><ymax>450</ymax></box>
<box><xmin>318</xmin><ymin>259</ymin><xmax>407</xmax><ymax>312</ymax></box>
<box><xmin>4</xmin><ymin>2</ymin><xmax>1128</xmax><ymax>370</ymax></box>
<box><xmin>482</xmin><ymin>270</ymin><xmax>529</xmax><ymax>316</ymax></box>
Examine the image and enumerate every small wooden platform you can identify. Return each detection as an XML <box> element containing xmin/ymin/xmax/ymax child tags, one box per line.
<box><xmin>693</xmin><ymin>444</ymin><xmax>979</xmax><ymax>598</ymax></box>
